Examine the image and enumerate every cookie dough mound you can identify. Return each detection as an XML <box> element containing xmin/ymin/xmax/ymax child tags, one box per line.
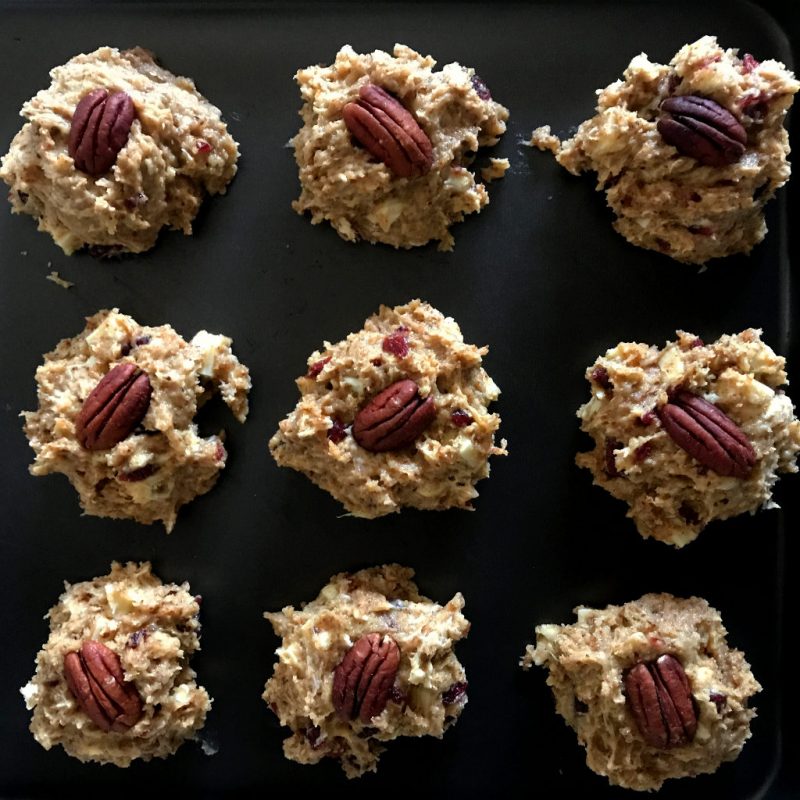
<box><xmin>269</xmin><ymin>299</ymin><xmax>505</xmax><ymax>517</ymax></box>
<box><xmin>263</xmin><ymin>564</ymin><xmax>470</xmax><ymax>778</ymax></box>
<box><xmin>24</xmin><ymin>309</ymin><xmax>251</xmax><ymax>531</ymax></box>
<box><xmin>531</xmin><ymin>36</ymin><xmax>798</xmax><ymax>264</ymax></box>
<box><xmin>292</xmin><ymin>43</ymin><xmax>509</xmax><ymax>251</ymax></box>
<box><xmin>0</xmin><ymin>46</ymin><xmax>238</xmax><ymax>255</ymax></box>
<box><xmin>522</xmin><ymin>594</ymin><xmax>760</xmax><ymax>791</ymax></box>
<box><xmin>21</xmin><ymin>562</ymin><xmax>210</xmax><ymax>766</ymax></box>
<box><xmin>577</xmin><ymin>329</ymin><xmax>800</xmax><ymax>546</ymax></box>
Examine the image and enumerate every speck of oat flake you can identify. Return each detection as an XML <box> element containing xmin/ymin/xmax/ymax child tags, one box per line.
<box><xmin>46</xmin><ymin>270</ymin><xmax>74</xmax><ymax>289</ymax></box>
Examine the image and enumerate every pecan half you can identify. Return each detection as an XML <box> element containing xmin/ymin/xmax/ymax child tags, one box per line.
<box><xmin>68</xmin><ymin>89</ymin><xmax>136</xmax><ymax>177</ymax></box>
<box><xmin>332</xmin><ymin>633</ymin><xmax>400</xmax><ymax>723</ymax></box>
<box><xmin>657</xmin><ymin>95</ymin><xmax>746</xmax><ymax>167</ymax></box>
<box><xmin>342</xmin><ymin>84</ymin><xmax>433</xmax><ymax>178</ymax></box>
<box><xmin>75</xmin><ymin>363</ymin><xmax>152</xmax><ymax>451</ymax></box>
<box><xmin>624</xmin><ymin>654</ymin><xmax>697</xmax><ymax>748</ymax></box>
<box><xmin>63</xmin><ymin>640</ymin><xmax>143</xmax><ymax>733</ymax></box>
<box><xmin>657</xmin><ymin>391</ymin><xmax>755</xmax><ymax>478</ymax></box>
<box><xmin>352</xmin><ymin>378</ymin><xmax>436</xmax><ymax>452</ymax></box>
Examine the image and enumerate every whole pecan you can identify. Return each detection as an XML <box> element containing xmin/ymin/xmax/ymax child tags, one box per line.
<box><xmin>63</xmin><ymin>640</ymin><xmax>143</xmax><ymax>733</ymax></box>
<box><xmin>657</xmin><ymin>391</ymin><xmax>755</xmax><ymax>478</ymax></box>
<box><xmin>75</xmin><ymin>363</ymin><xmax>152</xmax><ymax>451</ymax></box>
<box><xmin>68</xmin><ymin>89</ymin><xmax>136</xmax><ymax>177</ymax></box>
<box><xmin>624</xmin><ymin>654</ymin><xmax>697</xmax><ymax>748</ymax></box>
<box><xmin>332</xmin><ymin>633</ymin><xmax>400</xmax><ymax>723</ymax></box>
<box><xmin>352</xmin><ymin>379</ymin><xmax>436</xmax><ymax>452</ymax></box>
<box><xmin>657</xmin><ymin>95</ymin><xmax>746</xmax><ymax>167</ymax></box>
<box><xmin>342</xmin><ymin>84</ymin><xmax>433</xmax><ymax>178</ymax></box>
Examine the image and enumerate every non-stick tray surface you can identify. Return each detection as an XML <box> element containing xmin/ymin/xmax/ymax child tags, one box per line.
<box><xmin>0</xmin><ymin>1</ymin><xmax>797</xmax><ymax>797</ymax></box>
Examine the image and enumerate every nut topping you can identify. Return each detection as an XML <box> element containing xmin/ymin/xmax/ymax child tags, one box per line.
<box><xmin>657</xmin><ymin>95</ymin><xmax>746</xmax><ymax>167</ymax></box>
<box><xmin>657</xmin><ymin>391</ymin><xmax>755</xmax><ymax>478</ymax></box>
<box><xmin>75</xmin><ymin>363</ymin><xmax>152</xmax><ymax>451</ymax></box>
<box><xmin>68</xmin><ymin>89</ymin><xmax>136</xmax><ymax>177</ymax></box>
<box><xmin>342</xmin><ymin>84</ymin><xmax>433</xmax><ymax>178</ymax></box>
<box><xmin>63</xmin><ymin>640</ymin><xmax>143</xmax><ymax>733</ymax></box>
<box><xmin>332</xmin><ymin>633</ymin><xmax>400</xmax><ymax>723</ymax></box>
<box><xmin>624</xmin><ymin>654</ymin><xmax>697</xmax><ymax>748</ymax></box>
<box><xmin>352</xmin><ymin>379</ymin><xmax>436</xmax><ymax>452</ymax></box>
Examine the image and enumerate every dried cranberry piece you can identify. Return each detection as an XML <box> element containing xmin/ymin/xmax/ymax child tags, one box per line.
<box><xmin>389</xmin><ymin>685</ymin><xmax>407</xmax><ymax>706</ymax></box>
<box><xmin>742</xmin><ymin>53</ymin><xmax>760</xmax><ymax>73</ymax></box>
<box><xmin>605</xmin><ymin>440</ymin><xmax>623</xmax><ymax>477</ymax></box>
<box><xmin>196</xmin><ymin>139</ymin><xmax>212</xmax><ymax>153</ymax></box>
<box><xmin>451</xmin><ymin>409</ymin><xmax>473</xmax><ymax>427</ymax></box>
<box><xmin>371</xmin><ymin>357</ymin><xmax>383</xmax><ymax>367</ymax></box>
<box><xmin>442</xmin><ymin>681</ymin><xmax>468</xmax><ymax>705</ymax></box>
<box><xmin>638</xmin><ymin>409</ymin><xmax>657</xmax><ymax>426</ymax></box>
<box><xmin>709</xmin><ymin>691</ymin><xmax>727</xmax><ymax>711</ymax></box>
<box><xmin>471</xmin><ymin>75</ymin><xmax>492</xmax><ymax>100</ymax></box>
<box><xmin>382</xmin><ymin>327</ymin><xmax>409</xmax><ymax>358</ymax></box>
<box><xmin>134</xmin><ymin>335</ymin><xmax>151</xmax><ymax>346</ymax></box>
<box><xmin>127</xmin><ymin>629</ymin><xmax>148</xmax><ymax>648</ymax></box>
<box><xmin>591</xmin><ymin>366</ymin><xmax>613</xmax><ymax>395</ymax></box>
<box><xmin>307</xmin><ymin>356</ymin><xmax>331</xmax><ymax>378</ymax></box>
<box><xmin>635</xmin><ymin>442</ymin><xmax>653</xmax><ymax>462</ymax></box>
<box><xmin>327</xmin><ymin>418</ymin><xmax>347</xmax><ymax>444</ymax></box>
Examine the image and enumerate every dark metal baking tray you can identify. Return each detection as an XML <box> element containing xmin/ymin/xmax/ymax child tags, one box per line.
<box><xmin>0</xmin><ymin>1</ymin><xmax>796</xmax><ymax>796</ymax></box>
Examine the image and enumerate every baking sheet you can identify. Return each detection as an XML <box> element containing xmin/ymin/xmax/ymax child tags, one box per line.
<box><xmin>0</xmin><ymin>1</ymin><xmax>796</xmax><ymax>796</ymax></box>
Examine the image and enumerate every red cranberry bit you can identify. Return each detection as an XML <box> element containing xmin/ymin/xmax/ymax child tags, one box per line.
<box><xmin>305</xmin><ymin>725</ymin><xmax>323</xmax><ymax>749</ymax></box>
<box><xmin>638</xmin><ymin>409</ymin><xmax>657</xmax><ymax>426</ymax></box>
<box><xmin>327</xmin><ymin>418</ymin><xmax>347</xmax><ymax>444</ymax></box>
<box><xmin>194</xmin><ymin>595</ymin><xmax>203</xmax><ymax>605</ymax></box>
<box><xmin>442</xmin><ymin>681</ymin><xmax>468</xmax><ymax>705</ymax></box>
<box><xmin>741</xmin><ymin>91</ymin><xmax>771</xmax><ymax>120</ymax></box>
<box><xmin>382</xmin><ymin>326</ymin><xmax>410</xmax><ymax>358</ymax></box>
<box><xmin>742</xmin><ymin>53</ymin><xmax>760</xmax><ymax>73</ymax></box>
<box><xmin>127</xmin><ymin>628</ymin><xmax>148</xmax><ymax>648</ymax></box>
<box><xmin>118</xmin><ymin>464</ymin><xmax>157</xmax><ymax>482</ymax></box>
<box><xmin>689</xmin><ymin>226</ymin><xmax>713</xmax><ymax>236</ymax></box>
<box><xmin>120</xmin><ymin>342</ymin><xmax>132</xmax><ymax>357</ymax></box>
<box><xmin>134</xmin><ymin>335</ymin><xmax>151</xmax><ymax>346</ymax></box>
<box><xmin>196</xmin><ymin>139</ymin><xmax>212</xmax><ymax>153</ymax></box>
<box><xmin>371</xmin><ymin>357</ymin><xmax>383</xmax><ymax>367</ymax></box>
<box><xmin>389</xmin><ymin>685</ymin><xmax>407</xmax><ymax>706</ymax></box>
<box><xmin>634</xmin><ymin>442</ymin><xmax>653</xmax><ymax>462</ymax></box>
<box><xmin>591</xmin><ymin>366</ymin><xmax>613</xmax><ymax>396</ymax></box>
<box><xmin>307</xmin><ymin>356</ymin><xmax>331</xmax><ymax>378</ymax></box>
<box><xmin>214</xmin><ymin>442</ymin><xmax>226</xmax><ymax>462</ymax></box>
<box><xmin>691</xmin><ymin>338</ymin><xmax>704</xmax><ymax>348</ymax></box>
<box><xmin>709</xmin><ymin>691</ymin><xmax>727</xmax><ymax>712</ymax></box>
<box><xmin>471</xmin><ymin>75</ymin><xmax>492</xmax><ymax>100</ymax></box>
<box><xmin>604</xmin><ymin>440</ymin><xmax>623</xmax><ymax>477</ymax></box>
<box><xmin>451</xmin><ymin>409</ymin><xmax>473</xmax><ymax>427</ymax></box>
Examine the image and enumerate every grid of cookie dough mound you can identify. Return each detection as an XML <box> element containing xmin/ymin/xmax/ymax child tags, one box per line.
<box><xmin>2</xmin><ymin>17</ymin><xmax>795</xmax><ymax>795</ymax></box>
<box><xmin>522</xmin><ymin>594</ymin><xmax>761</xmax><ymax>791</ymax></box>
<box><xmin>0</xmin><ymin>46</ymin><xmax>239</xmax><ymax>256</ymax></box>
<box><xmin>531</xmin><ymin>35</ymin><xmax>799</xmax><ymax>264</ymax></box>
<box><xmin>270</xmin><ymin>299</ymin><xmax>506</xmax><ymax>517</ymax></box>
<box><xmin>23</xmin><ymin>308</ymin><xmax>251</xmax><ymax>532</ymax></box>
<box><xmin>576</xmin><ymin>328</ymin><xmax>800</xmax><ymax>547</ymax></box>
<box><xmin>263</xmin><ymin>565</ymin><xmax>470</xmax><ymax>778</ymax></box>
<box><xmin>21</xmin><ymin>562</ymin><xmax>210</xmax><ymax>767</ymax></box>
<box><xmin>291</xmin><ymin>43</ymin><xmax>509</xmax><ymax>251</ymax></box>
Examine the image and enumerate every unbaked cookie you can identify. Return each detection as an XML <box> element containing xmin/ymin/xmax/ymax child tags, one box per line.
<box><xmin>292</xmin><ymin>43</ymin><xmax>509</xmax><ymax>251</ymax></box>
<box><xmin>21</xmin><ymin>562</ymin><xmax>210</xmax><ymax>766</ymax></box>
<box><xmin>522</xmin><ymin>593</ymin><xmax>760</xmax><ymax>791</ymax></box>
<box><xmin>531</xmin><ymin>36</ymin><xmax>798</xmax><ymax>264</ymax></box>
<box><xmin>263</xmin><ymin>564</ymin><xmax>470</xmax><ymax>778</ymax></box>
<box><xmin>0</xmin><ymin>46</ymin><xmax>238</xmax><ymax>255</ymax></box>
<box><xmin>577</xmin><ymin>329</ymin><xmax>800</xmax><ymax>546</ymax></box>
<box><xmin>269</xmin><ymin>299</ymin><xmax>505</xmax><ymax>517</ymax></box>
<box><xmin>24</xmin><ymin>309</ymin><xmax>250</xmax><ymax>531</ymax></box>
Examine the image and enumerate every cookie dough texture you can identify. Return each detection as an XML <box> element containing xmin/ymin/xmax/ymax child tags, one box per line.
<box><xmin>24</xmin><ymin>309</ymin><xmax>251</xmax><ymax>531</ymax></box>
<box><xmin>263</xmin><ymin>564</ymin><xmax>470</xmax><ymax>777</ymax></box>
<box><xmin>269</xmin><ymin>300</ymin><xmax>505</xmax><ymax>517</ymax></box>
<box><xmin>578</xmin><ymin>329</ymin><xmax>800</xmax><ymax>546</ymax></box>
<box><xmin>21</xmin><ymin>562</ymin><xmax>210</xmax><ymax>766</ymax></box>
<box><xmin>0</xmin><ymin>46</ymin><xmax>238</xmax><ymax>255</ymax></box>
<box><xmin>531</xmin><ymin>36</ymin><xmax>798</xmax><ymax>264</ymax></box>
<box><xmin>292</xmin><ymin>44</ymin><xmax>509</xmax><ymax>250</ymax></box>
<box><xmin>522</xmin><ymin>594</ymin><xmax>760</xmax><ymax>791</ymax></box>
